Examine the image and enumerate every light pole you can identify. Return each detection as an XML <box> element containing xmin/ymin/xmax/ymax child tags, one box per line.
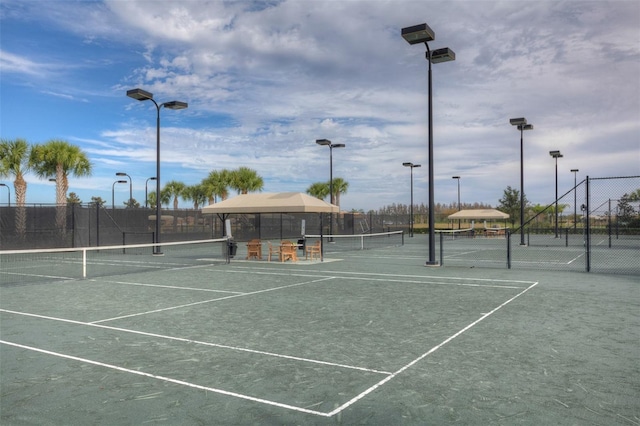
<box><xmin>452</xmin><ymin>176</ymin><xmax>461</xmax><ymax>229</ymax></box>
<box><xmin>402</xmin><ymin>23</ymin><xmax>455</xmax><ymax>266</ymax></box>
<box><xmin>112</xmin><ymin>180</ymin><xmax>127</xmax><ymax>211</ymax></box>
<box><xmin>510</xmin><ymin>117</ymin><xmax>533</xmax><ymax>245</ymax></box>
<box><xmin>127</xmin><ymin>88</ymin><xmax>188</xmax><ymax>254</ymax></box>
<box><xmin>571</xmin><ymin>169</ymin><xmax>579</xmax><ymax>232</ymax></box>
<box><xmin>0</xmin><ymin>183</ymin><xmax>9</xmax><ymax>206</ymax></box>
<box><xmin>145</xmin><ymin>177</ymin><xmax>157</xmax><ymax>209</ymax></box>
<box><xmin>403</xmin><ymin>162</ymin><xmax>421</xmax><ymax>237</ymax></box>
<box><xmin>550</xmin><ymin>150</ymin><xmax>563</xmax><ymax>238</ymax></box>
<box><xmin>116</xmin><ymin>172</ymin><xmax>132</xmax><ymax>206</ymax></box>
<box><xmin>316</xmin><ymin>139</ymin><xmax>345</xmax><ymax>240</ymax></box>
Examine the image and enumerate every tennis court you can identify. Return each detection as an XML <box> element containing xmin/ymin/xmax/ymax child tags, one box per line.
<box><xmin>1</xmin><ymin>235</ymin><xmax>638</xmax><ymax>425</ymax></box>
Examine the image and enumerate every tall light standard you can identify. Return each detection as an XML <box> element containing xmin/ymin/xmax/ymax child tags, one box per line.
<box><xmin>316</xmin><ymin>139</ymin><xmax>345</xmax><ymax>239</ymax></box>
<box><xmin>116</xmin><ymin>172</ymin><xmax>132</xmax><ymax>206</ymax></box>
<box><xmin>112</xmin><ymin>180</ymin><xmax>127</xmax><ymax>211</ymax></box>
<box><xmin>127</xmin><ymin>88</ymin><xmax>188</xmax><ymax>254</ymax></box>
<box><xmin>403</xmin><ymin>162</ymin><xmax>421</xmax><ymax>237</ymax></box>
<box><xmin>550</xmin><ymin>150</ymin><xmax>563</xmax><ymax>238</ymax></box>
<box><xmin>402</xmin><ymin>23</ymin><xmax>455</xmax><ymax>266</ymax></box>
<box><xmin>510</xmin><ymin>117</ymin><xmax>533</xmax><ymax>245</ymax></box>
<box><xmin>571</xmin><ymin>169</ymin><xmax>579</xmax><ymax>232</ymax></box>
<box><xmin>145</xmin><ymin>177</ymin><xmax>157</xmax><ymax>209</ymax></box>
<box><xmin>452</xmin><ymin>176</ymin><xmax>461</xmax><ymax>229</ymax></box>
<box><xmin>0</xmin><ymin>183</ymin><xmax>9</xmax><ymax>206</ymax></box>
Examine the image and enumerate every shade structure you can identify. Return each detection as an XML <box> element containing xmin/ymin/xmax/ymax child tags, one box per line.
<box><xmin>447</xmin><ymin>209</ymin><xmax>510</xmax><ymax>220</ymax></box>
<box><xmin>201</xmin><ymin>192</ymin><xmax>339</xmax><ymax>214</ymax></box>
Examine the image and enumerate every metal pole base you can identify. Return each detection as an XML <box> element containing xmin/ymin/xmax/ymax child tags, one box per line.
<box><xmin>425</xmin><ymin>261</ymin><xmax>440</xmax><ymax>267</ymax></box>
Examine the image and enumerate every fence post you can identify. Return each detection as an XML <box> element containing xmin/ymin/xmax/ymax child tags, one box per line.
<box><xmin>507</xmin><ymin>230</ymin><xmax>511</xmax><ymax>269</ymax></box>
<box><xmin>439</xmin><ymin>231</ymin><xmax>444</xmax><ymax>266</ymax></box>
<box><xmin>585</xmin><ymin>176</ymin><xmax>591</xmax><ymax>272</ymax></box>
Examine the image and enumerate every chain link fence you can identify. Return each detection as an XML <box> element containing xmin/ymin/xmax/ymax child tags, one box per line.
<box><xmin>1</xmin><ymin>176</ymin><xmax>638</xmax><ymax>274</ymax></box>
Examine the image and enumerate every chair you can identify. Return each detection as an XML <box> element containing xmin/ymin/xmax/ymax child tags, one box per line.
<box><xmin>267</xmin><ymin>242</ymin><xmax>281</xmax><ymax>262</ymax></box>
<box><xmin>305</xmin><ymin>240</ymin><xmax>321</xmax><ymax>260</ymax></box>
<box><xmin>246</xmin><ymin>239</ymin><xmax>262</xmax><ymax>260</ymax></box>
<box><xmin>280</xmin><ymin>240</ymin><xmax>298</xmax><ymax>262</ymax></box>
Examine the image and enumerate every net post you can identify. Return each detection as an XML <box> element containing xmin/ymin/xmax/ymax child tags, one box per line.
<box><xmin>439</xmin><ymin>231</ymin><xmax>444</xmax><ymax>266</ymax></box>
<box><xmin>82</xmin><ymin>249</ymin><xmax>87</xmax><ymax>278</ymax></box>
<box><xmin>565</xmin><ymin>228</ymin><xmax>568</xmax><ymax>247</ymax></box>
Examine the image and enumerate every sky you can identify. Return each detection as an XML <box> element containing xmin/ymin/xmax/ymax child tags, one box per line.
<box><xmin>1</xmin><ymin>0</ymin><xmax>639</xmax><ymax>212</ymax></box>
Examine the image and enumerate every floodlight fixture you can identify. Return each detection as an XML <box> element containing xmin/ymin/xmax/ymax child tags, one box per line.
<box><xmin>163</xmin><ymin>101</ymin><xmax>188</xmax><ymax>110</ymax></box>
<box><xmin>510</xmin><ymin>117</ymin><xmax>534</xmax><ymax>245</ymax></box>
<box><xmin>316</xmin><ymin>139</ymin><xmax>346</xmax><ymax>241</ymax></box>
<box><xmin>116</xmin><ymin>172</ymin><xmax>132</xmax><ymax>204</ymax></box>
<box><xmin>550</xmin><ymin>150</ymin><xmax>563</xmax><ymax>238</ymax></box>
<box><xmin>145</xmin><ymin>177</ymin><xmax>157</xmax><ymax>209</ymax></box>
<box><xmin>112</xmin><ymin>179</ymin><xmax>128</xmax><ymax>211</ymax></box>
<box><xmin>401</xmin><ymin>21</ymin><xmax>455</xmax><ymax>265</ymax></box>
<box><xmin>126</xmin><ymin>88</ymin><xmax>188</xmax><ymax>253</ymax></box>
<box><xmin>430</xmin><ymin>47</ymin><xmax>456</xmax><ymax>63</ymax></box>
<box><xmin>403</xmin><ymin>162</ymin><xmax>421</xmax><ymax>168</ymax></box>
<box><xmin>401</xmin><ymin>23</ymin><xmax>435</xmax><ymax>44</ymax></box>
<box><xmin>126</xmin><ymin>88</ymin><xmax>153</xmax><ymax>101</ymax></box>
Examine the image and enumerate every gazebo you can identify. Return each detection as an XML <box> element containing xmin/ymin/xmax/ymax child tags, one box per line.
<box><xmin>447</xmin><ymin>209</ymin><xmax>510</xmax><ymax>230</ymax></box>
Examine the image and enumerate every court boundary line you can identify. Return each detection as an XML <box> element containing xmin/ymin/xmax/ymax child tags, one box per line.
<box><xmin>0</xmin><ymin>339</ymin><xmax>332</xmax><ymax>417</ymax></box>
<box><xmin>227</xmin><ymin>266</ymin><xmax>536</xmax><ymax>285</ymax></box>
<box><xmin>90</xmin><ymin>276</ymin><xmax>335</xmax><ymax>324</ymax></box>
<box><xmin>0</xmin><ymin>308</ymin><xmax>391</xmax><ymax>375</ymax></box>
<box><xmin>325</xmin><ymin>280</ymin><xmax>540</xmax><ymax>417</ymax></box>
<box><xmin>225</xmin><ymin>269</ymin><xmax>525</xmax><ymax>289</ymax></box>
<box><xmin>0</xmin><ymin>277</ymin><xmax>540</xmax><ymax>417</ymax></box>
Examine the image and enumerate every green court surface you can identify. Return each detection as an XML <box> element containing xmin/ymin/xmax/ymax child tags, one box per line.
<box><xmin>1</xmin><ymin>236</ymin><xmax>638</xmax><ymax>425</ymax></box>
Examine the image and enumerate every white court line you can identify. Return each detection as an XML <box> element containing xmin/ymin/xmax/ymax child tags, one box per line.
<box><xmin>1</xmin><ymin>308</ymin><xmax>389</xmax><ymax>375</ymax></box>
<box><xmin>567</xmin><ymin>252</ymin><xmax>585</xmax><ymax>264</ymax></box>
<box><xmin>90</xmin><ymin>276</ymin><xmax>335</xmax><ymax>324</ymax></box>
<box><xmin>226</xmin><ymin>269</ymin><xmax>523</xmax><ymax>289</ymax></box>
<box><xmin>325</xmin><ymin>280</ymin><xmax>540</xmax><ymax>417</ymax></box>
<box><xmin>95</xmin><ymin>279</ymin><xmax>245</xmax><ymax>295</ymax></box>
<box><xmin>228</xmin><ymin>265</ymin><xmax>536</xmax><ymax>285</ymax></box>
<box><xmin>0</xmin><ymin>340</ymin><xmax>331</xmax><ymax>417</ymax></box>
<box><xmin>1</xmin><ymin>280</ymin><xmax>539</xmax><ymax>417</ymax></box>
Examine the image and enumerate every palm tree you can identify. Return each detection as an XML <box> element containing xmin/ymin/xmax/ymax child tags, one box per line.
<box><xmin>202</xmin><ymin>169</ymin><xmax>232</xmax><ymax>204</ymax></box>
<box><xmin>230</xmin><ymin>167</ymin><xmax>264</xmax><ymax>194</ymax></box>
<box><xmin>147</xmin><ymin>190</ymin><xmax>171</xmax><ymax>210</ymax></box>
<box><xmin>306</xmin><ymin>182</ymin><xmax>330</xmax><ymax>200</ymax></box>
<box><xmin>0</xmin><ymin>138</ymin><xmax>30</xmax><ymax>238</ymax></box>
<box><xmin>330</xmin><ymin>177</ymin><xmax>348</xmax><ymax>209</ymax></box>
<box><xmin>29</xmin><ymin>139</ymin><xmax>92</xmax><ymax>233</ymax></box>
<box><xmin>163</xmin><ymin>180</ymin><xmax>186</xmax><ymax>210</ymax></box>
<box><xmin>183</xmin><ymin>184</ymin><xmax>208</xmax><ymax>209</ymax></box>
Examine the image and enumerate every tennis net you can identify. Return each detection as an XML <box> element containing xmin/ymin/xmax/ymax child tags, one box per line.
<box><xmin>435</xmin><ymin>228</ymin><xmax>477</xmax><ymax>240</ymax></box>
<box><xmin>303</xmin><ymin>230</ymin><xmax>404</xmax><ymax>252</ymax></box>
<box><xmin>0</xmin><ymin>237</ymin><xmax>231</xmax><ymax>287</ymax></box>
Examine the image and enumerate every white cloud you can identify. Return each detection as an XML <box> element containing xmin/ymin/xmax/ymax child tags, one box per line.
<box><xmin>2</xmin><ymin>0</ymin><xmax>638</xmax><ymax>211</ymax></box>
